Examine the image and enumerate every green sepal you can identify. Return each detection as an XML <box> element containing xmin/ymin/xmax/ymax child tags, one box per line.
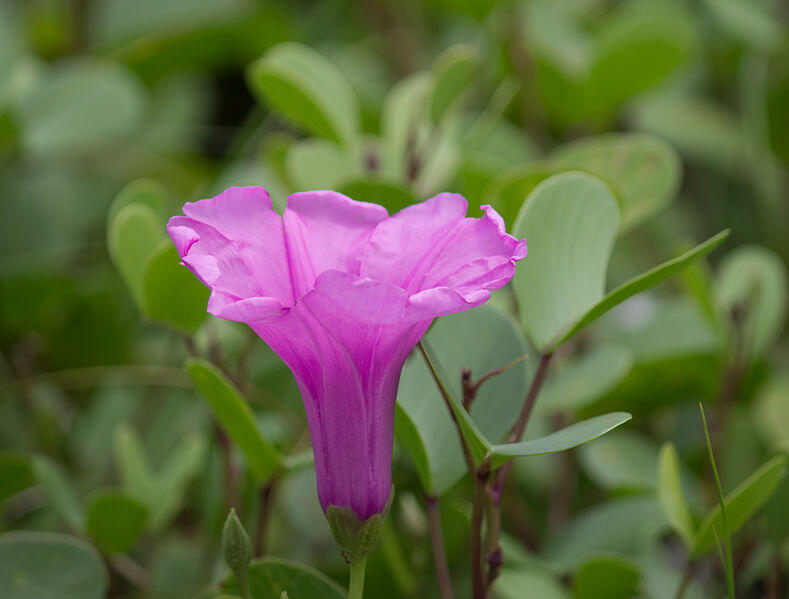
<box><xmin>222</xmin><ymin>508</ymin><xmax>252</xmax><ymax>574</ymax></box>
<box><xmin>325</xmin><ymin>491</ymin><xmax>393</xmax><ymax>563</ymax></box>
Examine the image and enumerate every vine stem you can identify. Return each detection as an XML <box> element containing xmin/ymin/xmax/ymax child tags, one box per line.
<box><xmin>425</xmin><ymin>494</ymin><xmax>454</xmax><ymax>599</ymax></box>
<box><xmin>471</xmin><ymin>460</ymin><xmax>491</xmax><ymax>599</ymax></box>
<box><xmin>349</xmin><ymin>557</ymin><xmax>367</xmax><ymax>599</ymax></box>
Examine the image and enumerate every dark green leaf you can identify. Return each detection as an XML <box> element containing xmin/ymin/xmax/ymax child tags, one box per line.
<box><xmin>143</xmin><ymin>241</ymin><xmax>209</xmax><ymax>333</ymax></box>
<box><xmin>86</xmin><ymin>490</ymin><xmax>147</xmax><ymax>554</ymax></box>
<box><xmin>0</xmin><ymin>450</ymin><xmax>33</xmax><ymax>503</ymax></box>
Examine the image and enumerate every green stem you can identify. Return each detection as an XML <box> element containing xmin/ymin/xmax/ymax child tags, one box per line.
<box><xmin>349</xmin><ymin>557</ymin><xmax>367</xmax><ymax>599</ymax></box>
<box><xmin>237</xmin><ymin>568</ymin><xmax>252</xmax><ymax>599</ymax></box>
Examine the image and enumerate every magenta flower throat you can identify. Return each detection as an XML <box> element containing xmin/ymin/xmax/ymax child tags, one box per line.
<box><xmin>168</xmin><ymin>187</ymin><xmax>526</xmax><ymax>521</ymax></box>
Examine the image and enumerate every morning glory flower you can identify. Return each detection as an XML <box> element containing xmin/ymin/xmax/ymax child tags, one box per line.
<box><xmin>168</xmin><ymin>187</ymin><xmax>526</xmax><ymax>525</ymax></box>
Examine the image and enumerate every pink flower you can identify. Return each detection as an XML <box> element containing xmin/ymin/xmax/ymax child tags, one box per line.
<box><xmin>168</xmin><ymin>187</ymin><xmax>526</xmax><ymax>521</ymax></box>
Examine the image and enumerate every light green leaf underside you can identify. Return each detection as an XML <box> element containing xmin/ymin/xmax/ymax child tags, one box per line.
<box><xmin>512</xmin><ymin>172</ymin><xmax>620</xmax><ymax>353</ymax></box>
<box><xmin>490</xmin><ymin>412</ymin><xmax>632</xmax><ymax>468</ymax></box>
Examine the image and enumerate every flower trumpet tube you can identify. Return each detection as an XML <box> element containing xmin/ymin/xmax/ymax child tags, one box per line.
<box><xmin>168</xmin><ymin>187</ymin><xmax>526</xmax><ymax>557</ymax></box>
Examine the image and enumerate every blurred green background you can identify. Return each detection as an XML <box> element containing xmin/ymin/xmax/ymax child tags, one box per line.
<box><xmin>1</xmin><ymin>1</ymin><xmax>787</xmax><ymax>598</ymax></box>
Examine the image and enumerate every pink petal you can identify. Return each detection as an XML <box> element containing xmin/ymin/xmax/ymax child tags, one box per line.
<box><xmin>283</xmin><ymin>191</ymin><xmax>388</xmax><ymax>297</ymax></box>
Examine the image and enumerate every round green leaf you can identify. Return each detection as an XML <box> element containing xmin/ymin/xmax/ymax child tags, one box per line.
<box><xmin>108</xmin><ymin>203</ymin><xmax>165</xmax><ymax>310</ymax></box>
<box><xmin>106</xmin><ymin>178</ymin><xmax>168</xmax><ymax>231</ymax></box>
<box><xmin>86</xmin><ymin>490</ymin><xmax>147</xmax><ymax>554</ymax></box>
<box><xmin>754</xmin><ymin>376</ymin><xmax>789</xmax><ymax>449</ymax></box>
<box><xmin>584</xmin><ymin>10</ymin><xmax>694</xmax><ymax>120</ymax></box>
<box><xmin>18</xmin><ymin>58</ymin><xmax>147</xmax><ymax>156</ymax></box>
<box><xmin>512</xmin><ymin>172</ymin><xmax>620</xmax><ymax>353</ymax></box>
<box><xmin>552</xmin><ymin>133</ymin><xmax>681</xmax><ymax>230</ymax></box>
<box><xmin>573</xmin><ymin>554</ymin><xmax>640</xmax><ymax>599</ymax></box>
<box><xmin>497</xmin><ymin>566</ymin><xmax>569</xmax><ymax>599</ymax></box>
<box><xmin>715</xmin><ymin>245</ymin><xmax>787</xmax><ymax>360</ymax></box>
<box><xmin>397</xmin><ymin>305</ymin><xmax>529</xmax><ymax>494</ymax></box>
<box><xmin>0</xmin><ymin>531</ymin><xmax>108</xmax><ymax>599</ymax></box>
<box><xmin>247</xmin><ymin>43</ymin><xmax>360</xmax><ymax>147</ymax></box>
<box><xmin>0</xmin><ymin>451</ymin><xmax>33</xmax><ymax>503</ymax></box>
<box><xmin>578</xmin><ymin>431</ymin><xmax>658</xmax><ymax>491</ymax></box>
<box><xmin>285</xmin><ymin>138</ymin><xmax>359</xmax><ymax>191</ymax></box>
<box><xmin>224</xmin><ymin>558</ymin><xmax>345</xmax><ymax>599</ymax></box>
<box><xmin>143</xmin><ymin>241</ymin><xmax>210</xmax><ymax>333</ymax></box>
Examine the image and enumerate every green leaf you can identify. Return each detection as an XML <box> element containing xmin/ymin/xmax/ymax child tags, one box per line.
<box><xmin>573</xmin><ymin>554</ymin><xmax>640</xmax><ymax>599</ymax></box>
<box><xmin>512</xmin><ymin>172</ymin><xmax>620</xmax><ymax>353</ymax></box>
<box><xmin>380</xmin><ymin>71</ymin><xmax>431</xmax><ymax>182</ymax></box>
<box><xmin>143</xmin><ymin>241</ymin><xmax>209</xmax><ymax>333</ymax></box>
<box><xmin>430</xmin><ymin>44</ymin><xmax>478</xmax><ymax>123</ymax></box>
<box><xmin>31</xmin><ymin>455</ymin><xmax>84</xmax><ymax>531</ymax></box>
<box><xmin>584</xmin><ymin>12</ymin><xmax>693</xmax><ymax>121</ymax></box>
<box><xmin>285</xmin><ymin>138</ymin><xmax>360</xmax><ymax>191</ymax></box>
<box><xmin>545</xmin><ymin>496</ymin><xmax>667</xmax><ymax>571</ymax></box>
<box><xmin>715</xmin><ymin>245</ymin><xmax>787</xmax><ymax>360</ymax></box>
<box><xmin>247</xmin><ymin>43</ymin><xmax>360</xmax><ymax>146</ymax></box>
<box><xmin>497</xmin><ymin>566</ymin><xmax>570</xmax><ymax>599</ymax></box>
<box><xmin>17</xmin><ymin>58</ymin><xmax>147</xmax><ymax>156</ymax></box>
<box><xmin>657</xmin><ymin>443</ymin><xmax>696</xmax><ymax>548</ymax></box>
<box><xmin>754</xmin><ymin>376</ymin><xmax>789</xmax><ymax>450</ymax></box>
<box><xmin>224</xmin><ymin>558</ymin><xmax>345</xmax><ymax>599</ymax></box>
<box><xmin>0</xmin><ymin>531</ymin><xmax>108</xmax><ymax>599</ymax></box>
<box><xmin>632</xmin><ymin>94</ymin><xmax>743</xmax><ymax>170</ymax></box>
<box><xmin>552</xmin><ymin>133</ymin><xmax>681</xmax><ymax>230</ymax></box>
<box><xmin>578</xmin><ymin>431</ymin><xmax>658</xmax><ymax>491</ymax></box>
<box><xmin>537</xmin><ymin>345</ymin><xmax>633</xmax><ymax>413</ymax></box>
<box><xmin>338</xmin><ymin>179</ymin><xmax>416</xmax><ymax>214</ymax></box>
<box><xmin>108</xmin><ymin>203</ymin><xmax>165</xmax><ymax>309</ymax></box>
<box><xmin>85</xmin><ymin>490</ymin><xmax>147</xmax><ymax>554</ymax></box>
<box><xmin>114</xmin><ymin>424</ymin><xmax>206</xmax><ymax>531</ymax></box>
<box><xmin>703</xmin><ymin>0</ymin><xmax>784</xmax><ymax>53</ymax></box>
<box><xmin>490</xmin><ymin>412</ymin><xmax>632</xmax><ymax>468</ymax></box>
<box><xmin>397</xmin><ymin>306</ymin><xmax>526</xmax><ymax>493</ymax></box>
<box><xmin>0</xmin><ymin>450</ymin><xmax>33</xmax><ymax>503</ymax></box>
<box><xmin>186</xmin><ymin>358</ymin><xmax>281</xmax><ymax>483</ymax></box>
<box><xmin>484</xmin><ymin>162</ymin><xmax>559</xmax><ymax>227</ymax></box>
<box><xmin>556</xmin><ymin>229</ymin><xmax>730</xmax><ymax>348</ymax></box>
<box><xmin>106</xmin><ymin>178</ymin><xmax>167</xmax><ymax>230</ymax></box>
<box><xmin>692</xmin><ymin>455</ymin><xmax>788</xmax><ymax>556</ymax></box>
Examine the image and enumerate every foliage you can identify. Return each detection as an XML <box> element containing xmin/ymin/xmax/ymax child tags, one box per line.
<box><xmin>1</xmin><ymin>1</ymin><xmax>787</xmax><ymax>598</ymax></box>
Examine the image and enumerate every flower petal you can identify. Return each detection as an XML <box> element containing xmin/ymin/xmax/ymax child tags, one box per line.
<box><xmin>361</xmin><ymin>193</ymin><xmax>468</xmax><ymax>291</ymax></box>
<box><xmin>362</xmin><ymin>195</ymin><xmax>527</xmax><ymax>308</ymax></box>
<box><xmin>283</xmin><ymin>191</ymin><xmax>389</xmax><ymax>297</ymax></box>
<box><xmin>167</xmin><ymin>186</ymin><xmax>294</xmax><ymax>311</ymax></box>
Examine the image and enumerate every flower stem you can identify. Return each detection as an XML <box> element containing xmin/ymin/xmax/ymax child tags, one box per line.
<box><xmin>237</xmin><ymin>568</ymin><xmax>252</xmax><ymax>599</ymax></box>
<box><xmin>425</xmin><ymin>494</ymin><xmax>454</xmax><ymax>599</ymax></box>
<box><xmin>349</xmin><ymin>557</ymin><xmax>367</xmax><ymax>599</ymax></box>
